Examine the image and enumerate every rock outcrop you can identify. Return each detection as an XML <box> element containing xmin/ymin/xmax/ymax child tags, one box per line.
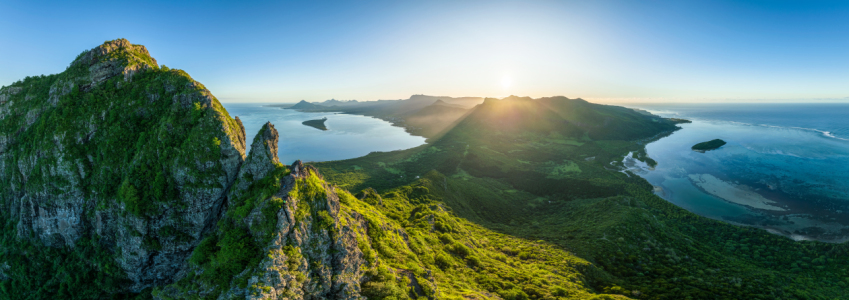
<box><xmin>1</xmin><ymin>39</ymin><xmax>431</xmax><ymax>299</ymax></box>
<box><xmin>231</xmin><ymin>122</ymin><xmax>280</xmax><ymax>199</ymax></box>
<box><xmin>0</xmin><ymin>39</ymin><xmax>246</xmax><ymax>291</ymax></box>
<box><xmin>228</xmin><ymin>162</ymin><xmax>367</xmax><ymax>300</ymax></box>
<box><xmin>158</xmin><ymin>124</ymin><xmax>368</xmax><ymax>299</ymax></box>
<box><xmin>72</xmin><ymin>38</ymin><xmax>158</xmax><ymax>87</ymax></box>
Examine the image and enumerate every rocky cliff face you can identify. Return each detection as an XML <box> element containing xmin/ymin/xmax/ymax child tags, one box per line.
<box><xmin>0</xmin><ymin>39</ymin><xmax>444</xmax><ymax>299</ymax></box>
<box><xmin>0</xmin><ymin>39</ymin><xmax>632</xmax><ymax>300</ymax></box>
<box><xmin>0</xmin><ymin>39</ymin><xmax>382</xmax><ymax>297</ymax></box>
<box><xmin>235</xmin><ymin>162</ymin><xmax>367</xmax><ymax>300</ymax></box>
<box><xmin>157</xmin><ymin>123</ymin><xmax>369</xmax><ymax>299</ymax></box>
<box><xmin>0</xmin><ymin>39</ymin><xmax>246</xmax><ymax>291</ymax></box>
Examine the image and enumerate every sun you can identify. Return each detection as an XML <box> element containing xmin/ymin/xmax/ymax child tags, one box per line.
<box><xmin>501</xmin><ymin>75</ymin><xmax>512</xmax><ymax>89</ymax></box>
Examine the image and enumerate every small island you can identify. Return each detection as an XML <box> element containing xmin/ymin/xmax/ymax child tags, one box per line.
<box><xmin>692</xmin><ymin>139</ymin><xmax>726</xmax><ymax>152</ymax></box>
<box><xmin>302</xmin><ymin>117</ymin><xmax>328</xmax><ymax>131</ymax></box>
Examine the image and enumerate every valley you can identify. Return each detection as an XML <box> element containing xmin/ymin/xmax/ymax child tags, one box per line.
<box><xmin>0</xmin><ymin>39</ymin><xmax>847</xmax><ymax>300</ymax></box>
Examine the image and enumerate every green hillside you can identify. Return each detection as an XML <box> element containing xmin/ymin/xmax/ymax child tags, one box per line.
<box><xmin>1</xmin><ymin>39</ymin><xmax>847</xmax><ymax>300</ymax></box>
<box><xmin>0</xmin><ymin>39</ymin><xmax>247</xmax><ymax>298</ymax></box>
<box><xmin>315</xmin><ymin>96</ymin><xmax>849</xmax><ymax>299</ymax></box>
<box><xmin>537</xmin><ymin>97</ymin><xmax>678</xmax><ymax>140</ymax></box>
<box><xmin>397</xmin><ymin>100</ymin><xmax>469</xmax><ymax>138</ymax></box>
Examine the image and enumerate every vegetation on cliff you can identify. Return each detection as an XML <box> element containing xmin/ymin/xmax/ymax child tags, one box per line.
<box><xmin>2</xmin><ymin>39</ymin><xmax>848</xmax><ymax>300</ymax></box>
<box><xmin>315</xmin><ymin>96</ymin><xmax>849</xmax><ymax>299</ymax></box>
<box><xmin>0</xmin><ymin>39</ymin><xmax>246</xmax><ymax>297</ymax></box>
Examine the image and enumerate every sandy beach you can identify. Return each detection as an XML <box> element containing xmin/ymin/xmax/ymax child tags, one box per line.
<box><xmin>688</xmin><ymin>173</ymin><xmax>786</xmax><ymax>211</ymax></box>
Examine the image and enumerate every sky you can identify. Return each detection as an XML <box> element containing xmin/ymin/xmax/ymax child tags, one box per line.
<box><xmin>1</xmin><ymin>0</ymin><xmax>849</xmax><ymax>103</ymax></box>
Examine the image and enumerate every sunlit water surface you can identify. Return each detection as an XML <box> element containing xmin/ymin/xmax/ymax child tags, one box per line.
<box><xmin>624</xmin><ymin>103</ymin><xmax>849</xmax><ymax>242</ymax></box>
<box><xmin>221</xmin><ymin>103</ymin><xmax>426</xmax><ymax>163</ymax></box>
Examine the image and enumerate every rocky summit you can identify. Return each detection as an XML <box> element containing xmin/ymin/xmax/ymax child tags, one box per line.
<box><xmin>0</xmin><ymin>39</ymin><xmax>247</xmax><ymax>291</ymax></box>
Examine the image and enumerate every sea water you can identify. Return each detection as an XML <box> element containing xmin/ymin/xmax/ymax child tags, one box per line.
<box><xmin>221</xmin><ymin>103</ymin><xmax>426</xmax><ymax>163</ymax></box>
<box><xmin>623</xmin><ymin>103</ymin><xmax>849</xmax><ymax>242</ymax></box>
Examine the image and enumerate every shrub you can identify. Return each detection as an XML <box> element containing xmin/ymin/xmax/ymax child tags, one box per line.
<box><xmin>435</xmin><ymin>253</ymin><xmax>453</xmax><ymax>270</ymax></box>
<box><xmin>451</xmin><ymin>242</ymin><xmax>472</xmax><ymax>258</ymax></box>
<box><xmin>466</xmin><ymin>256</ymin><xmax>482</xmax><ymax>268</ymax></box>
<box><xmin>499</xmin><ymin>288</ymin><xmax>529</xmax><ymax>300</ymax></box>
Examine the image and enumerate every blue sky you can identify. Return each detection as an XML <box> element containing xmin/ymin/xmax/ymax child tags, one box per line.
<box><xmin>1</xmin><ymin>0</ymin><xmax>848</xmax><ymax>103</ymax></box>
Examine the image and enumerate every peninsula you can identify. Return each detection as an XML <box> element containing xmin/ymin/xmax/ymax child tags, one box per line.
<box><xmin>302</xmin><ymin>117</ymin><xmax>328</xmax><ymax>130</ymax></box>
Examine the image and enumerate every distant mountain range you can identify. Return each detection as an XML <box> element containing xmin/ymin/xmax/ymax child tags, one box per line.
<box><xmin>286</xmin><ymin>99</ymin><xmax>325</xmax><ymax>110</ymax></box>
<box><xmin>2</xmin><ymin>38</ymin><xmax>846</xmax><ymax>300</ymax></box>
<box><xmin>273</xmin><ymin>95</ymin><xmax>486</xmax><ymax>138</ymax></box>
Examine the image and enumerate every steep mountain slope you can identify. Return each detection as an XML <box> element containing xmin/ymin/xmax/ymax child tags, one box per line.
<box><xmin>537</xmin><ymin>97</ymin><xmax>677</xmax><ymax>140</ymax></box>
<box><xmin>160</xmin><ymin>123</ymin><xmax>626</xmax><ymax>300</ymax></box>
<box><xmin>0</xmin><ymin>39</ymin><xmax>631</xmax><ymax>300</ymax></box>
<box><xmin>158</xmin><ymin>123</ymin><xmax>366</xmax><ymax>299</ymax></box>
<box><xmin>0</xmin><ymin>39</ymin><xmax>249</xmax><ymax>296</ymax></box>
<box><xmin>316</xmin><ymin>96</ymin><xmax>849</xmax><ymax>299</ymax></box>
<box><xmin>396</xmin><ymin>100</ymin><xmax>469</xmax><ymax>138</ymax></box>
<box><xmin>3</xmin><ymin>39</ymin><xmax>848</xmax><ymax>300</ymax></box>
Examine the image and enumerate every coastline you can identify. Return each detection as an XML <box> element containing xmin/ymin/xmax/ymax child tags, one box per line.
<box><xmin>630</xmin><ymin>112</ymin><xmax>849</xmax><ymax>243</ymax></box>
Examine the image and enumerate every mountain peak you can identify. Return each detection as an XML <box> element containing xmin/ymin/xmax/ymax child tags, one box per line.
<box><xmin>72</xmin><ymin>38</ymin><xmax>158</xmax><ymax>69</ymax></box>
<box><xmin>288</xmin><ymin>100</ymin><xmax>323</xmax><ymax>110</ymax></box>
<box><xmin>501</xmin><ymin>95</ymin><xmax>534</xmax><ymax>102</ymax></box>
<box><xmin>70</xmin><ymin>38</ymin><xmax>159</xmax><ymax>86</ymax></box>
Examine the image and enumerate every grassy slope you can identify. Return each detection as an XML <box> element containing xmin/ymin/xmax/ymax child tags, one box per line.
<box><xmin>316</xmin><ymin>97</ymin><xmax>849</xmax><ymax>299</ymax></box>
<box><xmin>163</xmin><ymin>165</ymin><xmax>627</xmax><ymax>300</ymax></box>
<box><xmin>4</xmin><ymin>39</ymin><xmax>847</xmax><ymax>299</ymax></box>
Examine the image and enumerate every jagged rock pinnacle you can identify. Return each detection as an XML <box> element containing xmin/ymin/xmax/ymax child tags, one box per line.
<box><xmin>232</xmin><ymin>122</ymin><xmax>280</xmax><ymax>197</ymax></box>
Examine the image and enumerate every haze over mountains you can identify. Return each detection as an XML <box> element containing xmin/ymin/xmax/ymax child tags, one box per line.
<box><xmin>276</xmin><ymin>95</ymin><xmax>486</xmax><ymax>138</ymax></box>
<box><xmin>1</xmin><ymin>39</ymin><xmax>848</xmax><ymax>300</ymax></box>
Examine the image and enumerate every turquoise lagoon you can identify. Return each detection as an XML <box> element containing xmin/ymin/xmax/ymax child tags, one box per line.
<box><xmin>624</xmin><ymin>104</ymin><xmax>849</xmax><ymax>242</ymax></box>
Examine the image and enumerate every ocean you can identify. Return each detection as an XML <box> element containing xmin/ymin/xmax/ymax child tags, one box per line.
<box><xmin>632</xmin><ymin>103</ymin><xmax>849</xmax><ymax>140</ymax></box>
<box><xmin>623</xmin><ymin>103</ymin><xmax>849</xmax><ymax>242</ymax></box>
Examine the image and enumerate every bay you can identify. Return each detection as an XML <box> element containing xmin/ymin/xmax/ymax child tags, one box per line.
<box><xmin>221</xmin><ymin>103</ymin><xmax>426</xmax><ymax>164</ymax></box>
